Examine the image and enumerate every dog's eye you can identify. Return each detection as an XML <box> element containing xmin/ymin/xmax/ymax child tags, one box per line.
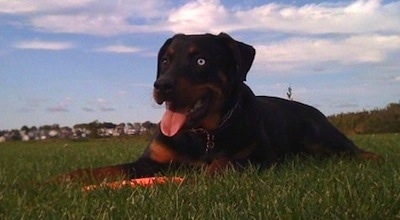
<box><xmin>196</xmin><ymin>58</ymin><xmax>206</xmax><ymax>66</ymax></box>
<box><xmin>161</xmin><ymin>58</ymin><xmax>168</xmax><ymax>65</ymax></box>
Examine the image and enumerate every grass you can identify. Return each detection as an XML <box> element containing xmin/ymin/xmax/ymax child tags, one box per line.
<box><xmin>0</xmin><ymin>134</ymin><xmax>399</xmax><ymax>219</ymax></box>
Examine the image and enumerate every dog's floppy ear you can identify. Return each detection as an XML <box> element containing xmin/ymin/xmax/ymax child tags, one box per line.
<box><xmin>218</xmin><ymin>33</ymin><xmax>256</xmax><ymax>81</ymax></box>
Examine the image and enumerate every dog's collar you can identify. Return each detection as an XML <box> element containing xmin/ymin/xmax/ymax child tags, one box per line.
<box><xmin>218</xmin><ymin>101</ymin><xmax>241</xmax><ymax>130</ymax></box>
<box><xmin>190</xmin><ymin>101</ymin><xmax>241</xmax><ymax>153</ymax></box>
<box><xmin>190</xmin><ymin>128</ymin><xmax>215</xmax><ymax>153</ymax></box>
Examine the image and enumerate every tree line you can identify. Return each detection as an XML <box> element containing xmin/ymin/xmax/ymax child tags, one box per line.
<box><xmin>327</xmin><ymin>103</ymin><xmax>400</xmax><ymax>135</ymax></box>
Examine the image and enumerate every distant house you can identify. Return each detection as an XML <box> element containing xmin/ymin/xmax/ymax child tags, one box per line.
<box><xmin>0</xmin><ymin>120</ymin><xmax>157</xmax><ymax>142</ymax></box>
<box><xmin>125</xmin><ymin>128</ymin><xmax>138</xmax><ymax>135</ymax></box>
<box><xmin>28</xmin><ymin>129</ymin><xmax>40</xmax><ymax>140</ymax></box>
<box><xmin>22</xmin><ymin>134</ymin><xmax>30</xmax><ymax>142</ymax></box>
<box><xmin>49</xmin><ymin>130</ymin><xmax>59</xmax><ymax>138</ymax></box>
<box><xmin>60</xmin><ymin>127</ymin><xmax>73</xmax><ymax>139</ymax></box>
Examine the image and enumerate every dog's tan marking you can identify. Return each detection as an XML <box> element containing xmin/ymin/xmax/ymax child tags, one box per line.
<box><xmin>167</xmin><ymin>48</ymin><xmax>174</xmax><ymax>56</ymax></box>
<box><xmin>148</xmin><ymin>140</ymin><xmax>180</xmax><ymax>164</ymax></box>
<box><xmin>218</xmin><ymin>71</ymin><xmax>228</xmax><ymax>85</ymax></box>
<box><xmin>232</xmin><ymin>143</ymin><xmax>257</xmax><ymax>160</ymax></box>
<box><xmin>206</xmin><ymin>157</ymin><xmax>230</xmax><ymax>175</ymax></box>
<box><xmin>357</xmin><ymin>151</ymin><xmax>382</xmax><ymax>161</ymax></box>
<box><xmin>205</xmin><ymin>143</ymin><xmax>257</xmax><ymax>175</ymax></box>
<box><xmin>189</xmin><ymin>46</ymin><xmax>199</xmax><ymax>54</ymax></box>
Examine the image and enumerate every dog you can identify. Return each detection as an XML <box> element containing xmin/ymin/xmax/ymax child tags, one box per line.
<box><xmin>57</xmin><ymin>33</ymin><xmax>378</xmax><ymax>182</ymax></box>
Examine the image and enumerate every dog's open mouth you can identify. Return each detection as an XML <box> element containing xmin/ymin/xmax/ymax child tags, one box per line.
<box><xmin>160</xmin><ymin>97</ymin><xmax>210</xmax><ymax>137</ymax></box>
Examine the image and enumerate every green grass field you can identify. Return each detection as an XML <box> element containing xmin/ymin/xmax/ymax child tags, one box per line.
<box><xmin>1</xmin><ymin>134</ymin><xmax>399</xmax><ymax>219</ymax></box>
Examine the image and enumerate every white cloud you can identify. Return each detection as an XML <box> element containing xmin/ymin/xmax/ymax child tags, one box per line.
<box><xmin>46</xmin><ymin>97</ymin><xmax>73</xmax><ymax>113</ymax></box>
<box><xmin>95</xmin><ymin>98</ymin><xmax>116</xmax><ymax>112</ymax></box>
<box><xmin>3</xmin><ymin>0</ymin><xmax>399</xmax><ymax>36</ymax></box>
<box><xmin>167</xmin><ymin>0</ymin><xmax>400</xmax><ymax>35</ymax></box>
<box><xmin>95</xmin><ymin>44</ymin><xmax>141</xmax><ymax>53</ymax></box>
<box><xmin>0</xmin><ymin>1</ymin><xmax>37</xmax><ymax>13</ymax></box>
<box><xmin>14</xmin><ymin>40</ymin><xmax>74</xmax><ymax>50</ymax></box>
<box><xmin>99</xmin><ymin>106</ymin><xmax>116</xmax><ymax>112</ymax></box>
<box><xmin>168</xmin><ymin>0</ymin><xmax>230</xmax><ymax>34</ymax></box>
<box><xmin>46</xmin><ymin>105</ymin><xmax>69</xmax><ymax>112</ymax></box>
<box><xmin>21</xmin><ymin>0</ymin><xmax>168</xmax><ymax>36</ymax></box>
<box><xmin>0</xmin><ymin>0</ymin><xmax>94</xmax><ymax>14</ymax></box>
<box><xmin>81</xmin><ymin>98</ymin><xmax>116</xmax><ymax>112</ymax></box>
<box><xmin>164</xmin><ymin>0</ymin><xmax>400</xmax><ymax>75</ymax></box>
<box><xmin>253</xmin><ymin>34</ymin><xmax>400</xmax><ymax>73</ymax></box>
<box><xmin>82</xmin><ymin>107</ymin><xmax>95</xmax><ymax>112</ymax></box>
<box><xmin>97</xmin><ymin>98</ymin><xmax>108</xmax><ymax>104</ymax></box>
<box><xmin>3</xmin><ymin>0</ymin><xmax>400</xmax><ymax>74</ymax></box>
<box><xmin>30</xmin><ymin>14</ymin><xmax>151</xmax><ymax>36</ymax></box>
<box><xmin>117</xmin><ymin>90</ymin><xmax>127</xmax><ymax>96</ymax></box>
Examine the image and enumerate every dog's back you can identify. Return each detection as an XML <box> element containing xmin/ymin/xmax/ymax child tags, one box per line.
<box><xmin>256</xmin><ymin>95</ymin><xmax>377</xmax><ymax>159</ymax></box>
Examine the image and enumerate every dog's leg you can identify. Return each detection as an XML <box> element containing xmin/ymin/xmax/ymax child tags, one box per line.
<box><xmin>52</xmin><ymin>157</ymin><xmax>169</xmax><ymax>184</ymax></box>
<box><xmin>53</xmin><ymin>163</ymin><xmax>134</xmax><ymax>183</ymax></box>
<box><xmin>205</xmin><ymin>157</ymin><xmax>231</xmax><ymax>176</ymax></box>
<box><xmin>354</xmin><ymin>148</ymin><xmax>381</xmax><ymax>161</ymax></box>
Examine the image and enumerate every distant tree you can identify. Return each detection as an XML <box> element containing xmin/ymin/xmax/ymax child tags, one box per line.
<box><xmin>87</xmin><ymin>120</ymin><xmax>101</xmax><ymax>138</ymax></box>
<box><xmin>130</xmin><ymin>122</ymin><xmax>142</xmax><ymax>135</ymax></box>
<box><xmin>51</xmin><ymin>124</ymin><xmax>60</xmax><ymax>130</ymax></box>
<box><xmin>73</xmin><ymin>123</ymin><xmax>88</xmax><ymax>130</ymax></box>
<box><xmin>133</xmin><ymin>122</ymin><xmax>141</xmax><ymax>129</ymax></box>
<box><xmin>127</xmin><ymin>123</ymin><xmax>134</xmax><ymax>129</ymax></box>
<box><xmin>116</xmin><ymin>123</ymin><xmax>126</xmax><ymax>135</ymax></box>
<box><xmin>328</xmin><ymin>102</ymin><xmax>400</xmax><ymax>134</ymax></box>
<box><xmin>286</xmin><ymin>86</ymin><xmax>293</xmax><ymax>100</ymax></box>
<box><xmin>102</xmin><ymin>122</ymin><xmax>116</xmax><ymax>129</ymax></box>
<box><xmin>20</xmin><ymin>125</ymin><xmax>30</xmax><ymax>134</ymax></box>
<box><xmin>40</xmin><ymin>125</ymin><xmax>52</xmax><ymax>131</ymax></box>
<box><xmin>10</xmin><ymin>129</ymin><xmax>21</xmax><ymax>141</ymax></box>
<box><xmin>142</xmin><ymin>121</ymin><xmax>157</xmax><ymax>130</ymax></box>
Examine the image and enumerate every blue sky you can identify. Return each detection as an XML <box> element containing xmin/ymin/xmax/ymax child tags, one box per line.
<box><xmin>0</xmin><ymin>0</ymin><xmax>399</xmax><ymax>130</ymax></box>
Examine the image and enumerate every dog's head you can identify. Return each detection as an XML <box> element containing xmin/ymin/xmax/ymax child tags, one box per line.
<box><xmin>154</xmin><ymin>33</ymin><xmax>255</xmax><ymax>137</ymax></box>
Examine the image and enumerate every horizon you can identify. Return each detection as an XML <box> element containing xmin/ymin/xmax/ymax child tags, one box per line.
<box><xmin>1</xmin><ymin>0</ymin><xmax>399</xmax><ymax>130</ymax></box>
<box><xmin>1</xmin><ymin>99</ymin><xmax>398</xmax><ymax>131</ymax></box>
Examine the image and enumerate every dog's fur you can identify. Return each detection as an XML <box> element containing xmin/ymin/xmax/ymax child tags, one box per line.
<box><xmin>57</xmin><ymin>33</ymin><xmax>378</xmax><ymax>182</ymax></box>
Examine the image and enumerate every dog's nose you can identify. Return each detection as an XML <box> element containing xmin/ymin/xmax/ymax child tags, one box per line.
<box><xmin>154</xmin><ymin>77</ymin><xmax>174</xmax><ymax>94</ymax></box>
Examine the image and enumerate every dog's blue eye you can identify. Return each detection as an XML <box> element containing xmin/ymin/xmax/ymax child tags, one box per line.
<box><xmin>197</xmin><ymin>58</ymin><xmax>206</xmax><ymax>66</ymax></box>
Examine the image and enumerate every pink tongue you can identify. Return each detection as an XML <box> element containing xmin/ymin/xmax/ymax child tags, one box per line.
<box><xmin>160</xmin><ymin>109</ymin><xmax>187</xmax><ymax>137</ymax></box>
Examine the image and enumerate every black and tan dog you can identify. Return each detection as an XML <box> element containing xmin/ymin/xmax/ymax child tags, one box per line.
<box><xmin>58</xmin><ymin>33</ymin><xmax>378</xmax><ymax>182</ymax></box>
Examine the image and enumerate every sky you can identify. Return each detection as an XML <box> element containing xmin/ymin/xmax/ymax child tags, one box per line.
<box><xmin>0</xmin><ymin>0</ymin><xmax>399</xmax><ymax>130</ymax></box>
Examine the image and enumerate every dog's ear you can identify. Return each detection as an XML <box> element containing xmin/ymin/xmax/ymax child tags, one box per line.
<box><xmin>157</xmin><ymin>37</ymin><xmax>173</xmax><ymax>79</ymax></box>
<box><xmin>218</xmin><ymin>33</ymin><xmax>255</xmax><ymax>81</ymax></box>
